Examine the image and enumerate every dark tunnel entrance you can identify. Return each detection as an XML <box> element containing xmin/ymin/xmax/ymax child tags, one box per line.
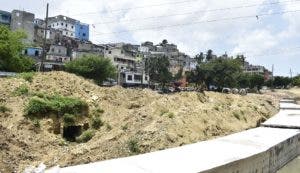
<box><xmin>63</xmin><ymin>125</ymin><xmax>82</xmax><ymax>142</ymax></box>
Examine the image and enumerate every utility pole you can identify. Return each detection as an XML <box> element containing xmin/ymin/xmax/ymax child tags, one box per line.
<box><xmin>40</xmin><ymin>3</ymin><xmax>49</xmax><ymax>72</ymax></box>
<box><xmin>271</xmin><ymin>64</ymin><xmax>274</xmax><ymax>89</ymax></box>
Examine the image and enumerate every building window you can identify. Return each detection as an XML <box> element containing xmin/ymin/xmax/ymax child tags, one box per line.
<box><xmin>51</xmin><ymin>48</ymin><xmax>54</xmax><ymax>52</ymax></box>
<box><xmin>35</xmin><ymin>50</ymin><xmax>39</xmax><ymax>56</ymax></box>
<box><xmin>134</xmin><ymin>75</ymin><xmax>142</xmax><ymax>81</ymax></box>
<box><xmin>71</xmin><ymin>33</ymin><xmax>73</xmax><ymax>36</ymax></box>
<box><xmin>71</xmin><ymin>26</ymin><xmax>74</xmax><ymax>29</ymax></box>
<box><xmin>24</xmin><ymin>49</ymin><xmax>28</xmax><ymax>55</ymax></box>
<box><xmin>66</xmin><ymin>32</ymin><xmax>68</xmax><ymax>35</ymax></box>
<box><xmin>121</xmin><ymin>50</ymin><xmax>124</xmax><ymax>54</ymax></box>
<box><xmin>57</xmin><ymin>23</ymin><xmax>59</xmax><ymax>26</ymax></box>
<box><xmin>58</xmin><ymin>49</ymin><xmax>61</xmax><ymax>53</ymax></box>
<box><xmin>108</xmin><ymin>51</ymin><xmax>111</xmax><ymax>54</ymax></box>
<box><xmin>66</xmin><ymin>24</ymin><xmax>68</xmax><ymax>27</ymax></box>
<box><xmin>127</xmin><ymin>75</ymin><xmax>132</xmax><ymax>81</ymax></box>
<box><xmin>61</xmin><ymin>22</ymin><xmax>63</xmax><ymax>26</ymax></box>
<box><xmin>52</xmin><ymin>24</ymin><xmax>54</xmax><ymax>27</ymax></box>
<box><xmin>145</xmin><ymin>76</ymin><xmax>148</xmax><ymax>81</ymax></box>
<box><xmin>82</xmin><ymin>33</ymin><xmax>86</xmax><ymax>37</ymax></box>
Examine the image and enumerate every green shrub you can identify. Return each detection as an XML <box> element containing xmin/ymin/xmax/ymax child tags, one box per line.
<box><xmin>76</xmin><ymin>130</ymin><xmax>95</xmax><ymax>143</ymax></box>
<box><xmin>13</xmin><ymin>84</ymin><xmax>29</xmax><ymax>96</ymax></box>
<box><xmin>18</xmin><ymin>72</ymin><xmax>35</xmax><ymax>82</ymax></box>
<box><xmin>168</xmin><ymin>112</ymin><xmax>175</xmax><ymax>118</ymax></box>
<box><xmin>33</xmin><ymin>119</ymin><xmax>40</xmax><ymax>128</ymax></box>
<box><xmin>214</xmin><ymin>106</ymin><xmax>220</xmax><ymax>111</ymax></box>
<box><xmin>0</xmin><ymin>105</ymin><xmax>11</xmax><ymax>113</ymax></box>
<box><xmin>25</xmin><ymin>95</ymin><xmax>88</xmax><ymax>118</ymax></box>
<box><xmin>160</xmin><ymin>109</ymin><xmax>169</xmax><ymax>116</ymax></box>
<box><xmin>95</xmin><ymin>108</ymin><xmax>104</xmax><ymax>114</ymax></box>
<box><xmin>122</xmin><ymin>124</ymin><xmax>128</xmax><ymax>131</ymax></box>
<box><xmin>65</xmin><ymin>54</ymin><xmax>117</xmax><ymax>84</ymax></box>
<box><xmin>233</xmin><ymin>112</ymin><xmax>241</xmax><ymax>120</ymax></box>
<box><xmin>106</xmin><ymin>123</ymin><xmax>112</xmax><ymax>131</ymax></box>
<box><xmin>91</xmin><ymin>116</ymin><xmax>104</xmax><ymax>129</ymax></box>
<box><xmin>128</xmin><ymin>139</ymin><xmax>140</xmax><ymax>154</ymax></box>
<box><xmin>63</xmin><ymin>114</ymin><xmax>76</xmax><ymax>126</ymax></box>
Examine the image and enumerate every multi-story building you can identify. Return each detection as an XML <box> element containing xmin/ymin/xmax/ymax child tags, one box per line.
<box><xmin>0</xmin><ymin>10</ymin><xmax>11</xmax><ymax>26</ymax></box>
<box><xmin>104</xmin><ymin>43</ymin><xmax>137</xmax><ymax>71</ymax></box>
<box><xmin>43</xmin><ymin>45</ymin><xmax>70</xmax><ymax>70</ymax></box>
<box><xmin>48</xmin><ymin>15</ymin><xmax>89</xmax><ymax>41</ymax></box>
<box><xmin>75</xmin><ymin>22</ymin><xmax>89</xmax><ymax>41</ymax></box>
<box><xmin>141</xmin><ymin>40</ymin><xmax>196</xmax><ymax>74</ymax></box>
<box><xmin>243</xmin><ymin>61</ymin><xmax>273</xmax><ymax>81</ymax></box>
<box><xmin>10</xmin><ymin>10</ymin><xmax>35</xmax><ymax>43</ymax></box>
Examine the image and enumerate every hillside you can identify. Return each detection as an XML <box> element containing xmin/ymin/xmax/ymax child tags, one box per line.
<box><xmin>0</xmin><ymin>72</ymin><xmax>288</xmax><ymax>172</ymax></box>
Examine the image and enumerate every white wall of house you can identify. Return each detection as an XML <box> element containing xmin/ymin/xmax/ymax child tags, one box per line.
<box><xmin>49</xmin><ymin>20</ymin><xmax>75</xmax><ymax>38</ymax></box>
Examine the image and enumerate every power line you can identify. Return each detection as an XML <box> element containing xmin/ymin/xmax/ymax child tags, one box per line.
<box><xmin>91</xmin><ymin>9</ymin><xmax>300</xmax><ymax>35</ymax></box>
<box><xmin>69</xmin><ymin>0</ymin><xmax>200</xmax><ymax>16</ymax></box>
<box><xmin>245</xmin><ymin>46</ymin><xmax>300</xmax><ymax>57</ymax></box>
<box><xmin>91</xmin><ymin>0</ymin><xmax>300</xmax><ymax>25</ymax></box>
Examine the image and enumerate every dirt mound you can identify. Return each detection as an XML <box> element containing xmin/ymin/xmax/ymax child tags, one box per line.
<box><xmin>0</xmin><ymin>71</ymin><xmax>289</xmax><ymax>172</ymax></box>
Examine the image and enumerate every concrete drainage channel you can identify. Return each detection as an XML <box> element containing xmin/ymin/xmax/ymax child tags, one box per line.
<box><xmin>45</xmin><ymin>99</ymin><xmax>300</xmax><ymax>173</ymax></box>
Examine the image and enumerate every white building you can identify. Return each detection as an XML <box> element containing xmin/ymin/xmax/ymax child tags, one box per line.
<box><xmin>48</xmin><ymin>15</ymin><xmax>76</xmax><ymax>38</ymax></box>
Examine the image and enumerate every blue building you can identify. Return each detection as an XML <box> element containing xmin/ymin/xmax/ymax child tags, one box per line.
<box><xmin>24</xmin><ymin>47</ymin><xmax>43</xmax><ymax>57</ymax></box>
<box><xmin>75</xmin><ymin>22</ymin><xmax>89</xmax><ymax>41</ymax></box>
<box><xmin>0</xmin><ymin>10</ymin><xmax>11</xmax><ymax>26</ymax></box>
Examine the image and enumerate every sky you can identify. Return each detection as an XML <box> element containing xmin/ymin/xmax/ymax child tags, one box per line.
<box><xmin>1</xmin><ymin>0</ymin><xmax>300</xmax><ymax>76</ymax></box>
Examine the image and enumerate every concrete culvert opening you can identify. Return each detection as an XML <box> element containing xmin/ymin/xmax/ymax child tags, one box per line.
<box><xmin>63</xmin><ymin>125</ymin><xmax>82</xmax><ymax>142</ymax></box>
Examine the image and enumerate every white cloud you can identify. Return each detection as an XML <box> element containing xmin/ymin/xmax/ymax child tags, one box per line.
<box><xmin>2</xmin><ymin>0</ymin><xmax>299</xmax><ymax>75</ymax></box>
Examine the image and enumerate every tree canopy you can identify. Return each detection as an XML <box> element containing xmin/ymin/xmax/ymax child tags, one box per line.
<box><xmin>146</xmin><ymin>55</ymin><xmax>172</xmax><ymax>87</ymax></box>
<box><xmin>188</xmin><ymin>58</ymin><xmax>242</xmax><ymax>89</ymax></box>
<box><xmin>0</xmin><ymin>25</ymin><xmax>35</xmax><ymax>72</ymax></box>
<box><xmin>65</xmin><ymin>54</ymin><xmax>116</xmax><ymax>85</ymax></box>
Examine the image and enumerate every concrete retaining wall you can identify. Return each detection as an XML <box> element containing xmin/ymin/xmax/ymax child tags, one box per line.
<box><xmin>203</xmin><ymin>133</ymin><xmax>300</xmax><ymax>173</ymax></box>
<box><xmin>47</xmin><ymin>99</ymin><xmax>300</xmax><ymax>173</ymax></box>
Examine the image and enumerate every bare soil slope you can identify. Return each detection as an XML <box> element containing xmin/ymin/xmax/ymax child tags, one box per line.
<box><xmin>0</xmin><ymin>72</ymin><xmax>286</xmax><ymax>172</ymax></box>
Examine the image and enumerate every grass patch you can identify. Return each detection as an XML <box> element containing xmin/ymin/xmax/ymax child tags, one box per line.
<box><xmin>63</xmin><ymin>113</ymin><xmax>76</xmax><ymax>126</ymax></box>
<box><xmin>76</xmin><ymin>130</ymin><xmax>95</xmax><ymax>143</ymax></box>
<box><xmin>160</xmin><ymin>109</ymin><xmax>169</xmax><ymax>116</ymax></box>
<box><xmin>13</xmin><ymin>84</ymin><xmax>29</xmax><ymax>96</ymax></box>
<box><xmin>122</xmin><ymin>124</ymin><xmax>128</xmax><ymax>131</ymax></box>
<box><xmin>253</xmin><ymin>106</ymin><xmax>258</xmax><ymax>111</ymax></box>
<box><xmin>214</xmin><ymin>106</ymin><xmax>220</xmax><ymax>111</ymax></box>
<box><xmin>24</xmin><ymin>94</ymin><xmax>88</xmax><ymax>118</ymax></box>
<box><xmin>0</xmin><ymin>105</ymin><xmax>11</xmax><ymax>113</ymax></box>
<box><xmin>233</xmin><ymin>112</ymin><xmax>241</xmax><ymax>120</ymax></box>
<box><xmin>18</xmin><ymin>72</ymin><xmax>35</xmax><ymax>82</ymax></box>
<box><xmin>128</xmin><ymin>138</ymin><xmax>140</xmax><ymax>154</ymax></box>
<box><xmin>167</xmin><ymin>112</ymin><xmax>175</xmax><ymax>118</ymax></box>
<box><xmin>91</xmin><ymin>116</ymin><xmax>104</xmax><ymax>129</ymax></box>
<box><xmin>106</xmin><ymin>123</ymin><xmax>112</xmax><ymax>131</ymax></box>
<box><xmin>33</xmin><ymin>119</ymin><xmax>41</xmax><ymax>128</ymax></box>
<box><xmin>95</xmin><ymin>108</ymin><xmax>104</xmax><ymax>114</ymax></box>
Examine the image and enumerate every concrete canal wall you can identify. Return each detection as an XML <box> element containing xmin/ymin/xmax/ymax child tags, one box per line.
<box><xmin>46</xmin><ymin>99</ymin><xmax>300</xmax><ymax>173</ymax></box>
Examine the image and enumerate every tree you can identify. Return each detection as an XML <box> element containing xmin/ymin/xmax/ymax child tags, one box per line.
<box><xmin>188</xmin><ymin>58</ymin><xmax>242</xmax><ymax>90</ymax></box>
<box><xmin>293</xmin><ymin>75</ymin><xmax>300</xmax><ymax>87</ymax></box>
<box><xmin>273</xmin><ymin>76</ymin><xmax>292</xmax><ymax>88</ymax></box>
<box><xmin>195</xmin><ymin>52</ymin><xmax>205</xmax><ymax>64</ymax></box>
<box><xmin>0</xmin><ymin>25</ymin><xmax>35</xmax><ymax>72</ymax></box>
<box><xmin>249</xmin><ymin>74</ymin><xmax>265</xmax><ymax>90</ymax></box>
<box><xmin>161</xmin><ymin>39</ymin><xmax>168</xmax><ymax>45</ymax></box>
<box><xmin>65</xmin><ymin>54</ymin><xmax>116</xmax><ymax>85</ymax></box>
<box><xmin>146</xmin><ymin>55</ymin><xmax>172</xmax><ymax>88</ymax></box>
<box><xmin>206</xmin><ymin>49</ymin><xmax>214</xmax><ymax>61</ymax></box>
<box><xmin>174</xmin><ymin>67</ymin><xmax>183</xmax><ymax>81</ymax></box>
<box><xmin>237</xmin><ymin>73</ymin><xmax>250</xmax><ymax>88</ymax></box>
